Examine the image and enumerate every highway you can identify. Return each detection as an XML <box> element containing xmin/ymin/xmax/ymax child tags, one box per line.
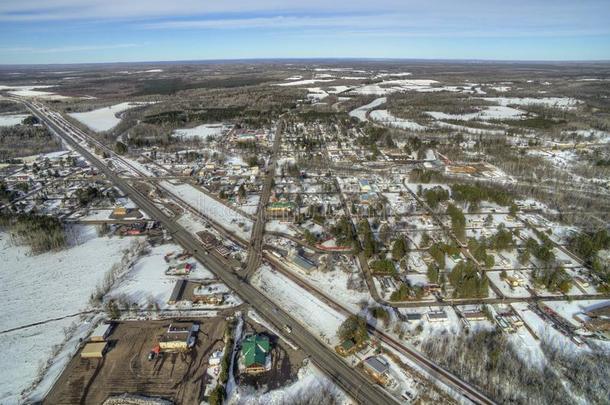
<box><xmin>21</xmin><ymin>99</ymin><xmax>401</xmax><ymax>405</ymax></box>
<box><xmin>245</xmin><ymin>121</ymin><xmax>283</xmax><ymax>278</ymax></box>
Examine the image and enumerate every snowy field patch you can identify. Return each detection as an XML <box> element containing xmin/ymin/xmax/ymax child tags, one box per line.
<box><xmin>69</xmin><ymin>102</ymin><xmax>151</xmax><ymax>132</ymax></box>
<box><xmin>160</xmin><ymin>181</ymin><xmax>253</xmax><ymax>240</ymax></box>
<box><xmin>0</xmin><ymin>84</ymin><xmax>68</xmax><ymax>100</ymax></box>
<box><xmin>106</xmin><ymin>243</ymin><xmax>215</xmax><ymax>309</ymax></box>
<box><xmin>0</xmin><ymin>227</ymin><xmax>133</xmax><ymax>404</ymax></box>
<box><xmin>482</xmin><ymin>97</ymin><xmax>580</xmax><ymax>110</ymax></box>
<box><xmin>0</xmin><ymin>114</ymin><xmax>29</xmax><ymax>126</ymax></box>
<box><xmin>173</xmin><ymin>123</ymin><xmax>232</xmax><ymax>140</ymax></box>
<box><xmin>251</xmin><ymin>265</ymin><xmax>346</xmax><ymax>346</ymax></box>
<box><xmin>348</xmin><ymin>97</ymin><xmax>386</xmax><ymax>121</ymax></box>
<box><xmin>426</xmin><ymin>105</ymin><xmax>526</xmax><ymax>121</ymax></box>
<box><xmin>370</xmin><ymin>109</ymin><xmax>427</xmax><ymax>130</ymax></box>
<box><xmin>275</xmin><ymin>78</ymin><xmax>334</xmax><ymax>87</ymax></box>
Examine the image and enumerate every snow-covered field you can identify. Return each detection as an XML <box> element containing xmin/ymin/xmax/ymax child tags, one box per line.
<box><xmin>351</xmin><ymin>80</ymin><xmax>436</xmax><ymax>95</ymax></box>
<box><xmin>482</xmin><ymin>97</ymin><xmax>580</xmax><ymax>110</ymax></box>
<box><xmin>370</xmin><ymin>109</ymin><xmax>427</xmax><ymax>130</ymax></box>
<box><xmin>0</xmin><ymin>227</ymin><xmax>133</xmax><ymax>404</ymax></box>
<box><xmin>275</xmin><ymin>78</ymin><xmax>334</xmax><ymax>86</ymax></box>
<box><xmin>69</xmin><ymin>102</ymin><xmax>150</xmax><ymax>132</ymax></box>
<box><xmin>251</xmin><ymin>265</ymin><xmax>346</xmax><ymax>346</ymax></box>
<box><xmin>0</xmin><ymin>84</ymin><xmax>68</xmax><ymax>100</ymax></box>
<box><xmin>426</xmin><ymin>105</ymin><xmax>526</xmax><ymax>121</ymax></box>
<box><xmin>348</xmin><ymin>97</ymin><xmax>386</xmax><ymax>121</ymax></box>
<box><xmin>0</xmin><ymin>114</ymin><xmax>29</xmax><ymax>126</ymax></box>
<box><xmin>306</xmin><ymin>87</ymin><xmax>328</xmax><ymax>101</ymax></box>
<box><xmin>173</xmin><ymin>123</ymin><xmax>232</xmax><ymax>140</ymax></box>
<box><xmin>159</xmin><ymin>181</ymin><xmax>253</xmax><ymax>240</ymax></box>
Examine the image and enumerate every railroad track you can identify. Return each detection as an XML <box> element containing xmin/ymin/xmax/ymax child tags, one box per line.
<box><xmin>263</xmin><ymin>253</ymin><xmax>496</xmax><ymax>405</ymax></box>
<box><xmin>24</xmin><ymin>99</ymin><xmax>400</xmax><ymax>405</ymax></box>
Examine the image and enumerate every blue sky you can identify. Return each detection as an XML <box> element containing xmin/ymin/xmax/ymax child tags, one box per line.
<box><xmin>1</xmin><ymin>0</ymin><xmax>609</xmax><ymax>64</ymax></box>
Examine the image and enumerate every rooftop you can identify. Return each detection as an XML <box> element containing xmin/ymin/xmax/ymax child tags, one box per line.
<box><xmin>241</xmin><ymin>334</ymin><xmax>270</xmax><ymax>368</ymax></box>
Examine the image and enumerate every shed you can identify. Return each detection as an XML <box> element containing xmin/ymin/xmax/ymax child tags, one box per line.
<box><xmin>81</xmin><ymin>342</ymin><xmax>107</xmax><ymax>359</ymax></box>
<box><xmin>405</xmin><ymin>313</ymin><xmax>423</xmax><ymax>322</ymax></box>
<box><xmin>90</xmin><ymin>322</ymin><xmax>113</xmax><ymax>342</ymax></box>
<box><xmin>427</xmin><ymin>310</ymin><xmax>448</xmax><ymax>322</ymax></box>
<box><xmin>291</xmin><ymin>253</ymin><xmax>317</xmax><ymax>272</ymax></box>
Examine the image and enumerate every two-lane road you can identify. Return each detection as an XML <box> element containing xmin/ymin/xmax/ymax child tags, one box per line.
<box><xmin>23</xmin><ymin>100</ymin><xmax>401</xmax><ymax>405</ymax></box>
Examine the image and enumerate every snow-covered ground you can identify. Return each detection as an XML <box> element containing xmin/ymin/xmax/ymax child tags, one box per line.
<box><xmin>370</xmin><ymin>109</ymin><xmax>427</xmax><ymax>130</ymax></box>
<box><xmin>265</xmin><ymin>220</ymin><xmax>297</xmax><ymax>236</ymax></box>
<box><xmin>159</xmin><ymin>181</ymin><xmax>253</xmax><ymax>240</ymax></box>
<box><xmin>511</xmin><ymin>302</ymin><xmax>572</xmax><ymax>347</ymax></box>
<box><xmin>487</xmin><ymin>271</ymin><xmax>532</xmax><ymax>298</ymax></box>
<box><xmin>426</xmin><ymin>105</ymin><xmax>526</xmax><ymax>121</ymax></box>
<box><xmin>349</xmin><ymin>79</ymin><xmax>480</xmax><ymax>96</ymax></box>
<box><xmin>106</xmin><ymin>243</ymin><xmax>215</xmax><ymax>309</ymax></box>
<box><xmin>481</xmin><ymin>97</ymin><xmax>580</xmax><ymax>110</ymax></box>
<box><xmin>542</xmin><ymin>299</ymin><xmax>609</xmax><ymax>328</ymax></box>
<box><xmin>434</xmin><ymin>120</ymin><xmax>504</xmax><ymax>136</ymax></box>
<box><xmin>0</xmin><ymin>84</ymin><xmax>68</xmax><ymax>100</ymax></box>
<box><xmin>69</xmin><ymin>102</ymin><xmax>151</xmax><ymax>132</ymax></box>
<box><xmin>489</xmin><ymin>86</ymin><xmax>511</xmax><ymax>92</ymax></box>
<box><xmin>0</xmin><ymin>227</ymin><xmax>133</xmax><ymax>404</ymax></box>
<box><xmin>275</xmin><ymin>78</ymin><xmax>334</xmax><ymax>87</ymax></box>
<box><xmin>173</xmin><ymin>123</ymin><xmax>232</xmax><ymax>140</ymax></box>
<box><xmin>307</xmin><ymin>87</ymin><xmax>328</xmax><ymax>101</ymax></box>
<box><xmin>283</xmin><ymin>262</ymin><xmax>371</xmax><ymax>312</ymax></box>
<box><xmin>251</xmin><ymin>265</ymin><xmax>346</xmax><ymax>346</ymax></box>
<box><xmin>0</xmin><ymin>114</ymin><xmax>29</xmax><ymax>126</ymax></box>
<box><xmin>228</xmin><ymin>360</ymin><xmax>349</xmax><ymax>405</ymax></box>
<box><xmin>348</xmin><ymin>97</ymin><xmax>386</xmax><ymax>121</ymax></box>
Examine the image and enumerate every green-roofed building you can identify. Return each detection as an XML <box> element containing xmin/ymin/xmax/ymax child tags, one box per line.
<box><xmin>241</xmin><ymin>334</ymin><xmax>271</xmax><ymax>374</ymax></box>
<box><xmin>267</xmin><ymin>201</ymin><xmax>297</xmax><ymax>220</ymax></box>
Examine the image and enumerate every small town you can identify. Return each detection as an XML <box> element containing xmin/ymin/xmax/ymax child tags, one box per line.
<box><xmin>1</xmin><ymin>2</ymin><xmax>610</xmax><ymax>405</ymax></box>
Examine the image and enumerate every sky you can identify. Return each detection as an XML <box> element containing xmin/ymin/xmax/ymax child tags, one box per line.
<box><xmin>0</xmin><ymin>0</ymin><xmax>609</xmax><ymax>64</ymax></box>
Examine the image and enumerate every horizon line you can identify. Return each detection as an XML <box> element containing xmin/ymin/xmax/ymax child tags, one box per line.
<box><xmin>1</xmin><ymin>56</ymin><xmax>610</xmax><ymax>68</ymax></box>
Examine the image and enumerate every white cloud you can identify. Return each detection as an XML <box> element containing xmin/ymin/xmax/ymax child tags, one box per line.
<box><xmin>0</xmin><ymin>43</ymin><xmax>139</xmax><ymax>53</ymax></box>
<box><xmin>140</xmin><ymin>14</ymin><xmax>407</xmax><ymax>30</ymax></box>
<box><xmin>0</xmin><ymin>0</ymin><xmax>608</xmax><ymax>26</ymax></box>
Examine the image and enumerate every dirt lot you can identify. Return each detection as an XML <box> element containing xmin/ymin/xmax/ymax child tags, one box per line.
<box><xmin>43</xmin><ymin>318</ymin><xmax>226</xmax><ymax>405</ymax></box>
<box><xmin>236</xmin><ymin>318</ymin><xmax>307</xmax><ymax>391</ymax></box>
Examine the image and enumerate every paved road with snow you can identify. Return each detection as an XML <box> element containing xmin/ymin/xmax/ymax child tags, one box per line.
<box><xmin>22</xmin><ymin>98</ymin><xmax>402</xmax><ymax>405</ymax></box>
